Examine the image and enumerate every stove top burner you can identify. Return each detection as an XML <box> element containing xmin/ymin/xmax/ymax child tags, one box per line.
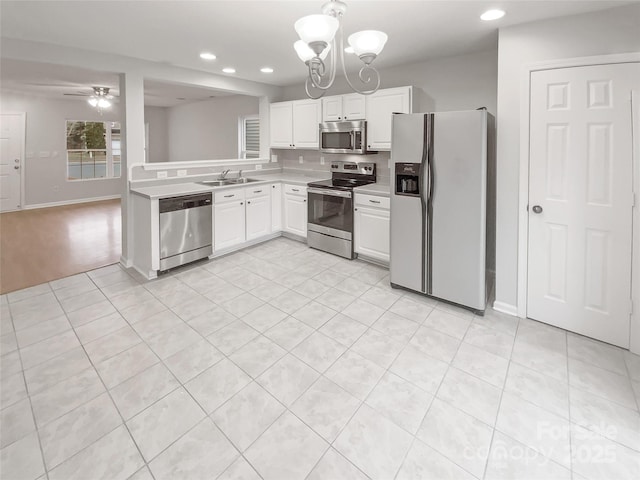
<box><xmin>307</xmin><ymin>178</ymin><xmax>374</xmax><ymax>191</ymax></box>
<box><xmin>307</xmin><ymin>160</ymin><xmax>377</xmax><ymax>191</ymax></box>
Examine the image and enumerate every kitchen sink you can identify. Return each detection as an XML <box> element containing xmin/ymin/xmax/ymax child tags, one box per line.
<box><xmin>198</xmin><ymin>178</ymin><xmax>262</xmax><ymax>187</ymax></box>
<box><xmin>228</xmin><ymin>177</ymin><xmax>262</xmax><ymax>184</ymax></box>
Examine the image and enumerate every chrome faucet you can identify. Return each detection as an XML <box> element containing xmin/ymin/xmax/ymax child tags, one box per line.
<box><xmin>238</xmin><ymin>169</ymin><xmax>243</xmax><ymax>179</ymax></box>
<box><xmin>218</xmin><ymin>169</ymin><xmax>231</xmax><ymax>179</ymax></box>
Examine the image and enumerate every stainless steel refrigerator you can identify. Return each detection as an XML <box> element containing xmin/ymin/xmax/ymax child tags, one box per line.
<box><xmin>389</xmin><ymin>110</ymin><xmax>495</xmax><ymax>313</ymax></box>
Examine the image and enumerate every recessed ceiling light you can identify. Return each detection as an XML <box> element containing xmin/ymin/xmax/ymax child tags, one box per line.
<box><xmin>222</xmin><ymin>67</ymin><xmax>236</xmax><ymax>74</ymax></box>
<box><xmin>344</xmin><ymin>46</ymin><xmax>354</xmax><ymax>54</ymax></box>
<box><xmin>480</xmin><ymin>9</ymin><xmax>505</xmax><ymax>21</ymax></box>
<box><xmin>260</xmin><ymin>67</ymin><xmax>274</xmax><ymax>73</ymax></box>
<box><xmin>199</xmin><ymin>52</ymin><xmax>216</xmax><ymax>60</ymax></box>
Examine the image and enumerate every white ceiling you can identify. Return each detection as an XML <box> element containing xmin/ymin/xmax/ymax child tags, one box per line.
<box><xmin>0</xmin><ymin>0</ymin><xmax>633</xmax><ymax>104</ymax></box>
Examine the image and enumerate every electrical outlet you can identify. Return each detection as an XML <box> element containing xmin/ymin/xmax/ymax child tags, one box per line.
<box><xmin>157</xmin><ymin>171</ymin><xmax>168</xmax><ymax>179</ymax></box>
<box><xmin>177</xmin><ymin>169</ymin><xmax>187</xmax><ymax>177</ymax></box>
<box><xmin>271</xmin><ymin>154</ymin><xmax>278</xmax><ymax>162</ymax></box>
<box><xmin>320</xmin><ymin>156</ymin><xmax>325</xmax><ymax>165</ymax></box>
<box><xmin>299</xmin><ymin>156</ymin><xmax>304</xmax><ymax>164</ymax></box>
<box><xmin>256</xmin><ymin>164</ymin><xmax>262</xmax><ymax>170</ymax></box>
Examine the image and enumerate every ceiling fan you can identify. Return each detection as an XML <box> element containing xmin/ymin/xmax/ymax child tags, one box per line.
<box><xmin>61</xmin><ymin>86</ymin><xmax>115</xmax><ymax>112</ymax></box>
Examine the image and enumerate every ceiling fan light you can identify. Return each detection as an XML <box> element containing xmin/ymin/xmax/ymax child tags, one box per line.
<box><xmin>97</xmin><ymin>98</ymin><xmax>111</xmax><ymax>109</ymax></box>
<box><xmin>88</xmin><ymin>97</ymin><xmax>98</xmax><ymax>107</ymax></box>
<box><xmin>294</xmin><ymin>14</ymin><xmax>339</xmax><ymax>45</ymax></box>
<box><xmin>347</xmin><ymin>30</ymin><xmax>388</xmax><ymax>56</ymax></box>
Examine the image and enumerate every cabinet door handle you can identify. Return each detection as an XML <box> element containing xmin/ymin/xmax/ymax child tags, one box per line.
<box><xmin>253</xmin><ymin>190</ymin><xmax>262</xmax><ymax>194</ymax></box>
<box><xmin>272</xmin><ymin>185</ymin><xmax>276</xmax><ymax>188</ymax></box>
<box><xmin>354</xmin><ymin>208</ymin><xmax>358</xmax><ymax>211</ymax></box>
<box><xmin>240</xmin><ymin>202</ymin><xmax>244</xmax><ymax>205</ymax></box>
<box><xmin>224</xmin><ymin>194</ymin><xmax>234</xmax><ymax>198</ymax></box>
<box><xmin>303</xmin><ymin>199</ymin><xmax>307</xmax><ymax>203</ymax></box>
<box><xmin>292</xmin><ymin>188</ymin><xmax>299</xmax><ymax>192</ymax></box>
<box><xmin>247</xmin><ymin>201</ymin><xmax>251</xmax><ymax>204</ymax></box>
<box><xmin>369</xmin><ymin>200</ymin><xmax>381</xmax><ymax>204</ymax></box>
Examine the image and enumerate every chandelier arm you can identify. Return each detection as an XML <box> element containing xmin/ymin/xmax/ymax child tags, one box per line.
<box><xmin>308</xmin><ymin>36</ymin><xmax>338</xmax><ymax>91</ymax></box>
<box><xmin>305</xmin><ymin>77</ymin><xmax>327</xmax><ymax>99</ymax></box>
<box><xmin>338</xmin><ymin>32</ymin><xmax>379</xmax><ymax>95</ymax></box>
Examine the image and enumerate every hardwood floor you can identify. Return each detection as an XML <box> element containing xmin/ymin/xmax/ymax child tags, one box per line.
<box><xmin>0</xmin><ymin>199</ymin><xmax>121</xmax><ymax>294</ymax></box>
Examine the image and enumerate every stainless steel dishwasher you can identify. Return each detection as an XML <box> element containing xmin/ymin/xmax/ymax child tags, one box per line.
<box><xmin>159</xmin><ymin>193</ymin><xmax>213</xmax><ymax>271</ymax></box>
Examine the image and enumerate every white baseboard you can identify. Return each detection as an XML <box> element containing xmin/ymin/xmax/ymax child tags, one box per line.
<box><xmin>492</xmin><ymin>300</ymin><xmax>519</xmax><ymax>317</ymax></box>
<box><xmin>119</xmin><ymin>256</ymin><xmax>133</xmax><ymax>269</ymax></box>
<box><xmin>24</xmin><ymin>195</ymin><xmax>121</xmax><ymax>210</ymax></box>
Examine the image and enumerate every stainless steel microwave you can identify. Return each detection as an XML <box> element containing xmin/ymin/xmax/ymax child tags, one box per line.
<box><xmin>319</xmin><ymin>120</ymin><xmax>368</xmax><ymax>154</ymax></box>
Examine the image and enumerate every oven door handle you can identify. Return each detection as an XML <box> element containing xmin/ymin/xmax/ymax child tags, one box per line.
<box><xmin>307</xmin><ymin>187</ymin><xmax>352</xmax><ymax>199</ymax></box>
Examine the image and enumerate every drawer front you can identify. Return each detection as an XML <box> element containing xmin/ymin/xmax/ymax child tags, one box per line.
<box><xmin>355</xmin><ymin>193</ymin><xmax>390</xmax><ymax>209</ymax></box>
<box><xmin>214</xmin><ymin>188</ymin><xmax>246</xmax><ymax>203</ymax></box>
<box><xmin>245</xmin><ymin>185</ymin><xmax>270</xmax><ymax>199</ymax></box>
<box><xmin>284</xmin><ymin>184</ymin><xmax>307</xmax><ymax>196</ymax></box>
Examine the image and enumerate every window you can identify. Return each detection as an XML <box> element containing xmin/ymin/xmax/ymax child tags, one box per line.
<box><xmin>66</xmin><ymin>121</ymin><xmax>121</xmax><ymax>180</ymax></box>
<box><xmin>239</xmin><ymin>115</ymin><xmax>260</xmax><ymax>159</ymax></box>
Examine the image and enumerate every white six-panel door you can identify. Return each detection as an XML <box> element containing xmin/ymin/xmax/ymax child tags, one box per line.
<box><xmin>0</xmin><ymin>113</ymin><xmax>25</xmax><ymax>212</ymax></box>
<box><xmin>527</xmin><ymin>63</ymin><xmax>638</xmax><ymax>347</ymax></box>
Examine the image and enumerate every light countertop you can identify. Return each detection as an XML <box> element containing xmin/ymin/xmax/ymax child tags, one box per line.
<box><xmin>354</xmin><ymin>183</ymin><xmax>391</xmax><ymax>197</ymax></box>
<box><xmin>130</xmin><ymin>172</ymin><xmax>330</xmax><ymax>199</ymax></box>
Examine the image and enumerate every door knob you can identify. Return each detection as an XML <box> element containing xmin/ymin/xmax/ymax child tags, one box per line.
<box><xmin>14</xmin><ymin>166</ymin><xmax>19</xmax><ymax>170</ymax></box>
<box><xmin>532</xmin><ymin>205</ymin><xmax>543</xmax><ymax>214</ymax></box>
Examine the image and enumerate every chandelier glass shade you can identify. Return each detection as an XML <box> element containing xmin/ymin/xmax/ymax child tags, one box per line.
<box><xmin>293</xmin><ymin>0</ymin><xmax>387</xmax><ymax>99</ymax></box>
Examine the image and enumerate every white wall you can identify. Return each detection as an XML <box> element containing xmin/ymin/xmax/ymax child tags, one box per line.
<box><xmin>144</xmin><ymin>106</ymin><xmax>169</xmax><ymax>163</ymax></box>
<box><xmin>0</xmin><ymin>90</ymin><xmax>122</xmax><ymax>206</ymax></box>
<box><xmin>280</xmin><ymin>49</ymin><xmax>498</xmax><ymax>116</ymax></box>
<box><xmin>494</xmin><ymin>4</ymin><xmax>640</xmax><ymax>311</ymax></box>
<box><xmin>166</xmin><ymin>95</ymin><xmax>259</xmax><ymax>161</ymax></box>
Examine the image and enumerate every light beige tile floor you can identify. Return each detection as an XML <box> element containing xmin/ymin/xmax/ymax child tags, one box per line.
<box><xmin>1</xmin><ymin>237</ymin><xmax>639</xmax><ymax>480</ymax></box>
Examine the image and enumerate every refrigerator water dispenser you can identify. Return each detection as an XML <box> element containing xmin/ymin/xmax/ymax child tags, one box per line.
<box><xmin>395</xmin><ymin>163</ymin><xmax>421</xmax><ymax>196</ymax></box>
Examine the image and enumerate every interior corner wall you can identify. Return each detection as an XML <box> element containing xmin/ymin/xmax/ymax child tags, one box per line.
<box><xmin>279</xmin><ymin>48</ymin><xmax>499</xmax><ymax>116</ymax></box>
<box><xmin>495</xmin><ymin>3</ymin><xmax>640</xmax><ymax>311</ymax></box>
<box><xmin>166</xmin><ymin>95</ymin><xmax>259</xmax><ymax>162</ymax></box>
<box><xmin>0</xmin><ymin>90</ymin><xmax>123</xmax><ymax>206</ymax></box>
<box><xmin>144</xmin><ymin>105</ymin><xmax>169</xmax><ymax>163</ymax></box>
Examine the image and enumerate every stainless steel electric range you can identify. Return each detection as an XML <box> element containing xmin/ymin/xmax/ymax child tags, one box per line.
<box><xmin>307</xmin><ymin>161</ymin><xmax>376</xmax><ymax>259</ymax></box>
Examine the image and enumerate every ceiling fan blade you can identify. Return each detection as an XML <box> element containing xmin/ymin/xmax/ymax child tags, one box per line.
<box><xmin>63</xmin><ymin>93</ymin><xmax>91</xmax><ymax>96</ymax></box>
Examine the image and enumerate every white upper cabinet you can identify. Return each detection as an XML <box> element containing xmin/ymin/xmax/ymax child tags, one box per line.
<box><xmin>342</xmin><ymin>94</ymin><xmax>367</xmax><ymax>120</ymax></box>
<box><xmin>270</xmin><ymin>87</ymin><xmax>412</xmax><ymax>150</ymax></box>
<box><xmin>270</xmin><ymin>99</ymin><xmax>321</xmax><ymax>149</ymax></box>
<box><xmin>269</xmin><ymin>102</ymin><xmax>293</xmax><ymax>148</ymax></box>
<box><xmin>366</xmin><ymin>86</ymin><xmax>412</xmax><ymax>150</ymax></box>
<box><xmin>322</xmin><ymin>96</ymin><xmax>342</xmax><ymax>122</ymax></box>
<box><xmin>322</xmin><ymin>93</ymin><xmax>366</xmax><ymax>122</ymax></box>
<box><xmin>292</xmin><ymin>99</ymin><xmax>322</xmax><ymax>148</ymax></box>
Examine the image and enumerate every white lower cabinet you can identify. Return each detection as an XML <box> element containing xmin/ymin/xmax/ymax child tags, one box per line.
<box><xmin>214</xmin><ymin>189</ymin><xmax>246</xmax><ymax>251</ymax></box>
<box><xmin>246</xmin><ymin>188</ymin><xmax>271</xmax><ymax>241</ymax></box>
<box><xmin>270</xmin><ymin>183</ymin><xmax>282</xmax><ymax>231</ymax></box>
<box><xmin>283</xmin><ymin>184</ymin><xmax>307</xmax><ymax>238</ymax></box>
<box><xmin>354</xmin><ymin>193</ymin><xmax>390</xmax><ymax>263</ymax></box>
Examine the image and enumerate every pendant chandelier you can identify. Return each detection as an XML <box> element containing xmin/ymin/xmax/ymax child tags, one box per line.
<box><xmin>294</xmin><ymin>0</ymin><xmax>387</xmax><ymax>99</ymax></box>
<box><xmin>87</xmin><ymin>87</ymin><xmax>113</xmax><ymax>114</ymax></box>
